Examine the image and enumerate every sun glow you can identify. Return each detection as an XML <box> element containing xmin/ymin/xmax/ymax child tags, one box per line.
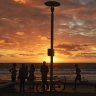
<box><xmin>45</xmin><ymin>57</ymin><xmax>61</xmax><ymax>63</ymax></box>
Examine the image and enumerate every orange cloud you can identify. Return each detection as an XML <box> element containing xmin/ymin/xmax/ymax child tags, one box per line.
<box><xmin>14</xmin><ymin>0</ymin><xmax>27</xmax><ymax>4</ymax></box>
<box><xmin>0</xmin><ymin>40</ymin><xmax>5</xmax><ymax>44</ymax></box>
<box><xmin>16</xmin><ymin>32</ymin><xmax>25</xmax><ymax>36</ymax></box>
<box><xmin>0</xmin><ymin>0</ymin><xmax>96</xmax><ymax>63</ymax></box>
<box><xmin>38</xmin><ymin>35</ymin><xmax>49</xmax><ymax>41</ymax></box>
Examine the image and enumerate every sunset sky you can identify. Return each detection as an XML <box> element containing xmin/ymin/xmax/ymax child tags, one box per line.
<box><xmin>0</xmin><ymin>0</ymin><xmax>96</xmax><ymax>63</ymax></box>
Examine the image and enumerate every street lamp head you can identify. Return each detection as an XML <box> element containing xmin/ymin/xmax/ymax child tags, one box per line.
<box><xmin>45</xmin><ymin>1</ymin><xmax>60</xmax><ymax>7</ymax></box>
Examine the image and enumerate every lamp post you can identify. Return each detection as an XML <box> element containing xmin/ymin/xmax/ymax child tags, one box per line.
<box><xmin>45</xmin><ymin>1</ymin><xmax>60</xmax><ymax>92</ymax></box>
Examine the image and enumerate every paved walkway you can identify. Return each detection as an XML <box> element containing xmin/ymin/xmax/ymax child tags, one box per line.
<box><xmin>14</xmin><ymin>83</ymin><xmax>96</xmax><ymax>93</ymax></box>
<box><xmin>0</xmin><ymin>81</ymin><xmax>96</xmax><ymax>94</ymax></box>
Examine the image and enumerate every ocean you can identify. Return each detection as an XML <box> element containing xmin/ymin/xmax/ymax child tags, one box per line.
<box><xmin>0</xmin><ymin>63</ymin><xmax>96</xmax><ymax>82</ymax></box>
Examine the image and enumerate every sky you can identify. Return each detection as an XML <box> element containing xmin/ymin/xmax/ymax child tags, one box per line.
<box><xmin>0</xmin><ymin>0</ymin><xmax>96</xmax><ymax>63</ymax></box>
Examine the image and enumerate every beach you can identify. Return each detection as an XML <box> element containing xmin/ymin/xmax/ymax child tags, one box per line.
<box><xmin>0</xmin><ymin>63</ymin><xmax>96</xmax><ymax>82</ymax></box>
<box><xmin>0</xmin><ymin>0</ymin><xmax>96</xmax><ymax>95</ymax></box>
<box><xmin>0</xmin><ymin>63</ymin><xmax>96</xmax><ymax>95</ymax></box>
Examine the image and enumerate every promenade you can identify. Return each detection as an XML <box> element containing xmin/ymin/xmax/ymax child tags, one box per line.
<box><xmin>0</xmin><ymin>80</ymin><xmax>96</xmax><ymax>96</ymax></box>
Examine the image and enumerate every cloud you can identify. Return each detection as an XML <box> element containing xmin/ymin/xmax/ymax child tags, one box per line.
<box><xmin>0</xmin><ymin>0</ymin><xmax>96</xmax><ymax>62</ymax></box>
<box><xmin>36</xmin><ymin>52</ymin><xmax>46</xmax><ymax>56</ymax></box>
<box><xmin>0</xmin><ymin>40</ymin><xmax>5</xmax><ymax>44</ymax></box>
<box><xmin>8</xmin><ymin>54</ymin><xmax>16</xmax><ymax>57</ymax></box>
<box><xmin>0</xmin><ymin>0</ymin><xmax>49</xmax><ymax>38</ymax></box>
<box><xmin>16</xmin><ymin>31</ymin><xmax>25</xmax><ymax>36</ymax></box>
<box><xmin>62</xmin><ymin>0</ymin><xmax>96</xmax><ymax>7</ymax></box>
<box><xmin>55</xmin><ymin>43</ymin><xmax>89</xmax><ymax>56</ymax></box>
<box><xmin>55</xmin><ymin>43</ymin><xmax>88</xmax><ymax>51</ymax></box>
<box><xmin>0</xmin><ymin>39</ymin><xmax>14</xmax><ymax>46</ymax></box>
<box><xmin>19</xmin><ymin>53</ymin><xmax>33</xmax><ymax>56</ymax></box>
<box><xmin>19</xmin><ymin>52</ymin><xmax>46</xmax><ymax>57</ymax></box>
<box><xmin>76</xmin><ymin>52</ymin><xmax>96</xmax><ymax>58</ymax></box>
<box><xmin>0</xmin><ymin>54</ymin><xmax>5</xmax><ymax>57</ymax></box>
<box><xmin>55</xmin><ymin>43</ymin><xmax>96</xmax><ymax>59</ymax></box>
<box><xmin>38</xmin><ymin>35</ymin><xmax>49</xmax><ymax>41</ymax></box>
<box><xmin>56</xmin><ymin>49</ymin><xmax>73</xmax><ymax>56</ymax></box>
<box><xmin>14</xmin><ymin>0</ymin><xmax>26</xmax><ymax>4</ymax></box>
<box><xmin>54</xmin><ymin>0</ymin><xmax>96</xmax><ymax>37</ymax></box>
<box><xmin>0</xmin><ymin>0</ymin><xmax>47</xmax><ymax>19</ymax></box>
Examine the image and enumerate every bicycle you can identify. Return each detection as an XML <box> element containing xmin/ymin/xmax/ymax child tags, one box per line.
<box><xmin>36</xmin><ymin>76</ymin><xmax>66</xmax><ymax>92</ymax></box>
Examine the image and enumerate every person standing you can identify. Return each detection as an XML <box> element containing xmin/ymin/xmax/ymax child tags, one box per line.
<box><xmin>40</xmin><ymin>61</ymin><xmax>49</xmax><ymax>91</ymax></box>
<box><xmin>9</xmin><ymin>63</ymin><xmax>17</xmax><ymax>82</ymax></box>
<box><xmin>74</xmin><ymin>64</ymin><xmax>81</xmax><ymax>89</ymax></box>
<box><xmin>25</xmin><ymin>65</ymin><xmax>28</xmax><ymax>81</ymax></box>
<box><xmin>28</xmin><ymin>64</ymin><xmax>35</xmax><ymax>89</ymax></box>
<box><xmin>18</xmin><ymin>64</ymin><xmax>26</xmax><ymax>92</ymax></box>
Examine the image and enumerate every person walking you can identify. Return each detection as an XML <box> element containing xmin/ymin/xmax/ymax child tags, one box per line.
<box><xmin>40</xmin><ymin>61</ymin><xmax>49</xmax><ymax>91</ymax></box>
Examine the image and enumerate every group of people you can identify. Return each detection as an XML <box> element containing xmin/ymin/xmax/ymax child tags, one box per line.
<box><xmin>9</xmin><ymin>61</ymin><xmax>49</xmax><ymax>92</ymax></box>
<box><xmin>9</xmin><ymin>62</ymin><xmax>81</xmax><ymax>92</ymax></box>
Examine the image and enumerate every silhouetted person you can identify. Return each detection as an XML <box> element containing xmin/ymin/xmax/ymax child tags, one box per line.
<box><xmin>40</xmin><ymin>61</ymin><xmax>49</xmax><ymax>91</ymax></box>
<box><xmin>74</xmin><ymin>64</ymin><xmax>81</xmax><ymax>89</ymax></box>
<box><xmin>25</xmin><ymin>65</ymin><xmax>28</xmax><ymax>80</ymax></box>
<box><xmin>9</xmin><ymin>63</ymin><xmax>17</xmax><ymax>82</ymax></box>
<box><xmin>18</xmin><ymin>64</ymin><xmax>26</xmax><ymax>92</ymax></box>
<box><xmin>28</xmin><ymin>64</ymin><xmax>35</xmax><ymax>89</ymax></box>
